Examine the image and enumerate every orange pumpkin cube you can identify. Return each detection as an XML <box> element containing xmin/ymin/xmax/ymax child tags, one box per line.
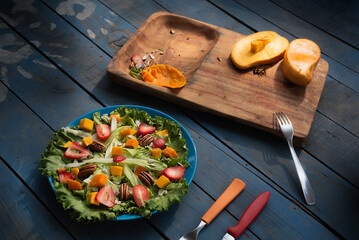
<box><xmin>125</xmin><ymin>139</ymin><xmax>139</xmax><ymax>148</ymax></box>
<box><xmin>163</xmin><ymin>147</ymin><xmax>178</xmax><ymax>159</ymax></box>
<box><xmin>67</xmin><ymin>179</ymin><xmax>83</xmax><ymax>190</ymax></box>
<box><xmin>155</xmin><ymin>175</ymin><xmax>170</xmax><ymax>189</ymax></box>
<box><xmin>120</xmin><ymin>128</ymin><xmax>137</xmax><ymax>138</ymax></box>
<box><xmin>151</xmin><ymin>149</ymin><xmax>162</xmax><ymax>158</ymax></box>
<box><xmin>82</xmin><ymin>136</ymin><xmax>93</xmax><ymax>147</ymax></box>
<box><xmin>89</xmin><ymin>174</ymin><xmax>108</xmax><ymax>187</ymax></box>
<box><xmin>111</xmin><ymin>146</ymin><xmax>123</xmax><ymax>156</ymax></box>
<box><xmin>78</xmin><ymin>118</ymin><xmax>94</xmax><ymax>131</ymax></box>
<box><xmin>63</xmin><ymin>141</ymin><xmax>72</xmax><ymax>148</ymax></box>
<box><xmin>88</xmin><ymin>192</ymin><xmax>100</xmax><ymax>206</ymax></box>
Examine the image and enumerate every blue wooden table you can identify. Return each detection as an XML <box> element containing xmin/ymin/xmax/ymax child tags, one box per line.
<box><xmin>0</xmin><ymin>0</ymin><xmax>358</xmax><ymax>239</ymax></box>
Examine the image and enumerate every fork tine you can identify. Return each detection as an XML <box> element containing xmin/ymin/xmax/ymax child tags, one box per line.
<box><xmin>279</xmin><ymin>112</ymin><xmax>288</xmax><ymax>125</ymax></box>
<box><xmin>282</xmin><ymin>112</ymin><xmax>292</xmax><ymax>125</ymax></box>
<box><xmin>275</xmin><ymin>112</ymin><xmax>284</xmax><ymax>125</ymax></box>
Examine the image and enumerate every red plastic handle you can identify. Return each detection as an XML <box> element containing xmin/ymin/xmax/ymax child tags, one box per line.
<box><xmin>227</xmin><ymin>191</ymin><xmax>270</xmax><ymax>238</ymax></box>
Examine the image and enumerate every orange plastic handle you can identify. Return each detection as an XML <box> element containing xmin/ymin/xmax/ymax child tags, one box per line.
<box><xmin>201</xmin><ymin>178</ymin><xmax>246</xmax><ymax>224</ymax></box>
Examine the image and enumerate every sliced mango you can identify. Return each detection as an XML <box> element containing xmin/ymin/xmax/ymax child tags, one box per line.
<box><xmin>141</xmin><ymin>64</ymin><xmax>186</xmax><ymax>88</ymax></box>
<box><xmin>283</xmin><ymin>39</ymin><xmax>321</xmax><ymax>86</ymax></box>
<box><xmin>231</xmin><ymin>31</ymin><xmax>289</xmax><ymax>69</ymax></box>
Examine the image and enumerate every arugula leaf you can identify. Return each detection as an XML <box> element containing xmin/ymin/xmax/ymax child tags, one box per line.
<box><xmin>129</xmin><ymin>67</ymin><xmax>142</xmax><ymax>80</ymax></box>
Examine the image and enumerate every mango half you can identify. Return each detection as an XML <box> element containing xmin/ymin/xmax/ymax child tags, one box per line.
<box><xmin>283</xmin><ymin>39</ymin><xmax>321</xmax><ymax>86</ymax></box>
<box><xmin>231</xmin><ymin>31</ymin><xmax>289</xmax><ymax>69</ymax></box>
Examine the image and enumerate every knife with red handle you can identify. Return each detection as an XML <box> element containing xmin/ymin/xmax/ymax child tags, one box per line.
<box><xmin>222</xmin><ymin>191</ymin><xmax>270</xmax><ymax>240</ymax></box>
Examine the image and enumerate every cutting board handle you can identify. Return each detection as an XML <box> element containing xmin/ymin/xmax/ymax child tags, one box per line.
<box><xmin>201</xmin><ymin>178</ymin><xmax>245</xmax><ymax>224</ymax></box>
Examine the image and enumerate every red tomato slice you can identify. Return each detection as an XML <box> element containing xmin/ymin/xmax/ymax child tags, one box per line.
<box><xmin>96</xmin><ymin>124</ymin><xmax>111</xmax><ymax>140</ymax></box>
<box><xmin>59</xmin><ymin>170</ymin><xmax>75</xmax><ymax>183</ymax></box>
<box><xmin>113</xmin><ymin>156</ymin><xmax>126</xmax><ymax>163</ymax></box>
<box><xmin>132</xmin><ymin>185</ymin><xmax>149</xmax><ymax>207</ymax></box>
<box><xmin>95</xmin><ymin>185</ymin><xmax>115</xmax><ymax>208</ymax></box>
<box><xmin>64</xmin><ymin>141</ymin><xmax>91</xmax><ymax>159</ymax></box>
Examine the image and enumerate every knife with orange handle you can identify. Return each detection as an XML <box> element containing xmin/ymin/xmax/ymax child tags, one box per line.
<box><xmin>222</xmin><ymin>191</ymin><xmax>270</xmax><ymax>240</ymax></box>
<box><xmin>179</xmin><ymin>179</ymin><xmax>246</xmax><ymax>240</ymax></box>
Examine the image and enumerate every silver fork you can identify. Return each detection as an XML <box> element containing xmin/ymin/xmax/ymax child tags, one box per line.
<box><xmin>274</xmin><ymin>112</ymin><xmax>315</xmax><ymax>205</ymax></box>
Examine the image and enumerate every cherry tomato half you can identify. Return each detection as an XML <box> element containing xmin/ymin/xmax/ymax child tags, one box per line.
<box><xmin>96</xmin><ymin>124</ymin><xmax>111</xmax><ymax>140</ymax></box>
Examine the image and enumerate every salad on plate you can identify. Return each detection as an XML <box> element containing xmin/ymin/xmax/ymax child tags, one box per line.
<box><xmin>39</xmin><ymin>106</ymin><xmax>191</xmax><ymax>222</ymax></box>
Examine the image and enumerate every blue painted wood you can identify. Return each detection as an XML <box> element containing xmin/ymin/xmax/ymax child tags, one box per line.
<box><xmin>150</xmin><ymin>182</ymin><xmax>258</xmax><ymax>240</ymax></box>
<box><xmin>210</xmin><ymin>0</ymin><xmax>359</xmax><ymax>94</ymax></box>
<box><xmin>98</xmin><ymin>1</ymin><xmax>359</xmax><ymax>237</ymax></box>
<box><xmin>229</xmin><ymin>0</ymin><xmax>359</xmax><ymax>76</ymax></box>
<box><xmin>0</xmin><ymin>157</ymin><xmax>73</xmax><ymax>240</ymax></box>
<box><xmin>200</xmin><ymin>0</ymin><xmax>359</xmax><ymax>186</ymax></box>
<box><xmin>182</xmin><ymin>109</ymin><xmax>359</xmax><ymax>239</ymax></box>
<box><xmin>0</xmin><ymin>83</ymin><xmax>164</xmax><ymax>239</ymax></box>
<box><xmin>155</xmin><ymin>124</ymin><xmax>339</xmax><ymax>239</ymax></box>
<box><xmin>0</xmin><ymin>0</ymin><xmax>357</xmax><ymax>239</ymax></box>
<box><xmin>98</xmin><ymin>0</ymin><xmax>359</xmax><ymax>184</ymax></box>
<box><xmin>44</xmin><ymin>0</ymin><xmax>137</xmax><ymax>57</ymax></box>
<box><xmin>273</xmin><ymin>0</ymin><xmax>359</xmax><ymax>49</ymax></box>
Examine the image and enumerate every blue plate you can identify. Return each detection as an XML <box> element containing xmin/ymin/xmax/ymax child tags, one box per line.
<box><xmin>49</xmin><ymin>105</ymin><xmax>197</xmax><ymax>221</ymax></box>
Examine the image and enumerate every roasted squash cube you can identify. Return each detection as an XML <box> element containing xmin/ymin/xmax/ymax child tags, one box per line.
<box><xmin>125</xmin><ymin>139</ymin><xmax>139</xmax><ymax>148</ymax></box>
<box><xmin>67</xmin><ymin>179</ymin><xmax>82</xmax><ymax>190</ymax></box>
<box><xmin>151</xmin><ymin>149</ymin><xmax>162</xmax><ymax>158</ymax></box>
<box><xmin>111</xmin><ymin>146</ymin><xmax>123</xmax><ymax>156</ymax></box>
<box><xmin>120</xmin><ymin>128</ymin><xmax>137</xmax><ymax>138</ymax></box>
<box><xmin>63</xmin><ymin>141</ymin><xmax>72</xmax><ymax>148</ymax></box>
<box><xmin>82</xmin><ymin>136</ymin><xmax>93</xmax><ymax>147</ymax></box>
<box><xmin>155</xmin><ymin>175</ymin><xmax>170</xmax><ymax>189</ymax></box>
<box><xmin>163</xmin><ymin>147</ymin><xmax>178</xmax><ymax>159</ymax></box>
<box><xmin>78</xmin><ymin>118</ymin><xmax>94</xmax><ymax>131</ymax></box>
<box><xmin>110</xmin><ymin>166</ymin><xmax>123</xmax><ymax>176</ymax></box>
<box><xmin>89</xmin><ymin>174</ymin><xmax>108</xmax><ymax>187</ymax></box>
<box><xmin>88</xmin><ymin>192</ymin><xmax>100</xmax><ymax>206</ymax></box>
<box><xmin>155</xmin><ymin>129</ymin><xmax>168</xmax><ymax>137</ymax></box>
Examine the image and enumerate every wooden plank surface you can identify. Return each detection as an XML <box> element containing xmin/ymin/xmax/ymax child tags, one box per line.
<box><xmin>207</xmin><ymin>0</ymin><xmax>359</xmax><ymax>188</ymax></box>
<box><xmin>232</xmin><ymin>0</ymin><xmax>359</xmax><ymax>76</ymax></box>
<box><xmin>0</xmin><ymin>158</ymin><xmax>73</xmax><ymax>240</ymax></box>
<box><xmin>108</xmin><ymin>11</ymin><xmax>329</xmax><ymax>146</ymax></box>
<box><xmin>44</xmin><ymin>0</ymin><xmax>358</xmax><ymax>238</ymax></box>
<box><xmin>0</xmin><ymin>0</ymin><xmax>358</xmax><ymax>239</ymax></box>
<box><xmin>273</xmin><ymin>0</ymin><xmax>359</xmax><ymax>49</ymax></box>
<box><xmin>0</xmin><ymin>0</ymin><xmax>344</xmax><ymax>238</ymax></box>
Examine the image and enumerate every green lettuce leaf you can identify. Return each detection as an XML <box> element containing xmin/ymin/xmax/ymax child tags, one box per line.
<box><xmin>56</xmin><ymin>183</ymin><xmax>117</xmax><ymax>222</ymax></box>
<box><xmin>39</xmin><ymin>106</ymin><xmax>190</xmax><ymax>222</ymax></box>
<box><xmin>145</xmin><ymin>179</ymin><xmax>189</xmax><ymax>212</ymax></box>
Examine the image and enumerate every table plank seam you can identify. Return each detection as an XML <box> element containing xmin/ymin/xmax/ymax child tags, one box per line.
<box><xmin>175</xmin><ymin>109</ymin><xmax>346</xmax><ymax>237</ymax></box>
<box><xmin>268</xmin><ymin>0</ymin><xmax>359</xmax><ymax>52</ymax></box>
<box><xmin>0</xmin><ymin>155</ymin><xmax>77</xmax><ymax>240</ymax></box>
<box><xmin>4</xmin><ymin>0</ymin><xmax>356</xmax><ymax>197</ymax></box>
<box><xmin>207</xmin><ymin>0</ymin><xmax>359</xmax><ymax>93</ymax></box>
<box><xmin>2</xmin><ymin>0</ymin><xmax>356</xmax><ymax>194</ymax></box>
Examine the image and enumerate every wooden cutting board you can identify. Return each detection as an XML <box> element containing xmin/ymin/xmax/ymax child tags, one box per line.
<box><xmin>107</xmin><ymin>12</ymin><xmax>329</xmax><ymax>146</ymax></box>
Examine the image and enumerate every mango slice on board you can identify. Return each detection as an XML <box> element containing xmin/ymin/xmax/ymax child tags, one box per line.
<box><xmin>283</xmin><ymin>39</ymin><xmax>321</xmax><ymax>86</ymax></box>
<box><xmin>231</xmin><ymin>31</ymin><xmax>289</xmax><ymax>69</ymax></box>
<box><xmin>142</xmin><ymin>64</ymin><xmax>186</xmax><ymax>88</ymax></box>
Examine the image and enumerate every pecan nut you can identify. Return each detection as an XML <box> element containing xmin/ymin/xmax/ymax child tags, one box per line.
<box><xmin>119</xmin><ymin>183</ymin><xmax>130</xmax><ymax>201</ymax></box>
<box><xmin>78</xmin><ymin>164</ymin><xmax>97</xmax><ymax>180</ymax></box>
<box><xmin>139</xmin><ymin>171</ymin><xmax>155</xmax><ymax>187</ymax></box>
<box><xmin>138</xmin><ymin>134</ymin><xmax>155</xmax><ymax>147</ymax></box>
<box><xmin>88</xmin><ymin>141</ymin><xmax>106</xmax><ymax>152</ymax></box>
